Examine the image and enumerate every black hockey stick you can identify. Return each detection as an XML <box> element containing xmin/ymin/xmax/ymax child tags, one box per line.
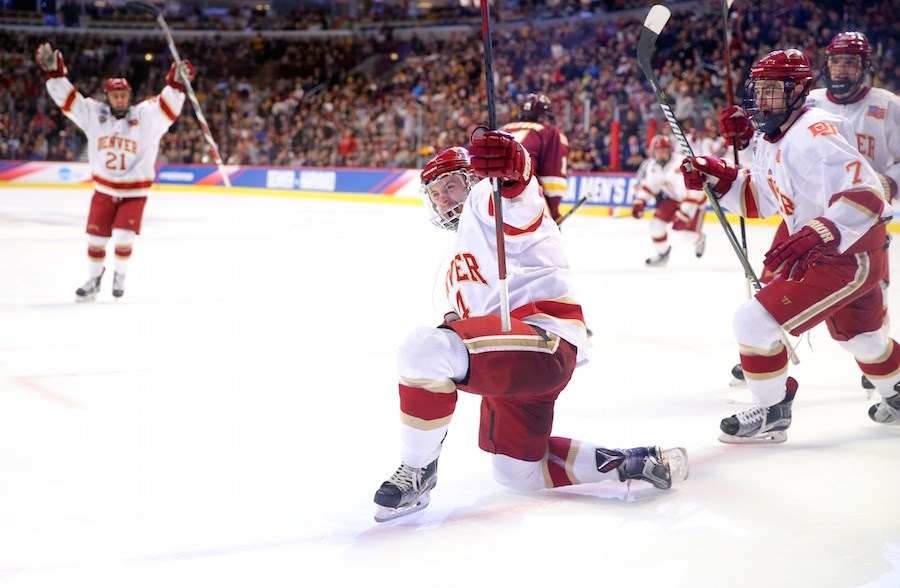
<box><xmin>637</xmin><ymin>4</ymin><xmax>799</xmax><ymax>363</ymax></box>
<box><xmin>638</xmin><ymin>5</ymin><xmax>757</xmax><ymax>287</ymax></box>
<box><xmin>479</xmin><ymin>0</ymin><xmax>511</xmax><ymax>331</ymax></box>
<box><xmin>722</xmin><ymin>0</ymin><xmax>750</xmax><ymax>297</ymax></box>
<box><xmin>556</xmin><ymin>194</ymin><xmax>589</xmax><ymax>226</ymax></box>
<box><xmin>126</xmin><ymin>1</ymin><xmax>232</xmax><ymax>188</ymax></box>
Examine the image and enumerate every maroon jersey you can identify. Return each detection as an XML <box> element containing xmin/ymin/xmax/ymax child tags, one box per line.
<box><xmin>501</xmin><ymin>121</ymin><xmax>569</xmax><ymax>206</ymax></box>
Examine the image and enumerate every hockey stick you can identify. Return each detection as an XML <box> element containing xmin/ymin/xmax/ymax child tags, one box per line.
<box><xmin>479</xmin><ymin>0</ymin><xmax>511</xmax><ymax>332</ymax></box>
<box><xmin>556</xmin><ymin>194</ymin><xmax>589</xmax><ymax>226</ymax></box>
<box><xmin>126</xmin><ymin>1</ymin><xmax>232</xmax><ymax>188</ymax></box>
<box><xmin>722</xmin><ymin>0</ymin><xmax>750</xmax><ymax>298</ymax></box>
<box><xmin>638</xmin><ymin>4</ymin><xmax>799</xmax><ymax>364</ymax></box>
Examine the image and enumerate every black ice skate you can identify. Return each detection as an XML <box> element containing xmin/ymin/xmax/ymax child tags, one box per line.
<box><xmin>596</xmin><ymin>446</ymin><xmax>689</xmax><ymax>490</ymax></box>
<box><xmin>868</xmin><ymin>393</ymin><xmax>900</xmax><ymax>425</ymax></box>
<box><xmin>373</xmin><ymin>458</ymin><xmax>438</xmax><ymax>522</ymax></box>
<box><xmin>729</xmin><ymin>363</ymin><xmax>746</xmax><ymax>387</ymax></box>
<box><xmin>75</xmin><ymin>268</ymin><xmax>105</xmax><ymax>302</ymax></box>
<box><xmin>719</xmin><ymin>377</ymin><xmax>797</xmax><ymax>444</ymax></box>
<box><xmin>645</xmin><ymin>247</ymin><xmax>671</xmax><ymax>267</ymax></box>
<box><xmin>112</xmin><ymin>272</ymin><xmax>125</xmax><ymax>298</ymax></box>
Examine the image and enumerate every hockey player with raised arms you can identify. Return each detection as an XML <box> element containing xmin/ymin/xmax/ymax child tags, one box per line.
<box><xmin>683</xmin><ymin>49</ymin><xmax>900</xmax><ymax>443</ymax></box>
<box><xmin>372</xmin><ymin>128</ymin><xmax>688</xmax><ymax>523</ymax></box>
<box><xmin>35</xmin><ymin>42</ymin><xmax>194</xmax><ymax>301</ymax></box>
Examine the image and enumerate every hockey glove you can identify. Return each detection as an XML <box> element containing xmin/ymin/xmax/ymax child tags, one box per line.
<box><xmin>546</xmin><ymin>195</ymin><xmax>563</xmax><ymax>224</ymax></box>
<box><xmin>718</xmin><ymin>105</ymin><xmax>754</xmax><ymax>150</ymax></box>
<box><xmin>166</xmin><ymin>59</ymin><xmax>196</xmax><ymax>92</ymax></box>
<box><xmin>682</xmin><ymin>156</ymin><xmax>737</xmax><ymax>196</ymax></box>
<box><xmin>35</xmin><ymin>42</ymin><xmax>67</xmax><ymax>79</ymax></box>
<box><xmin>631</xmin><ymin>199</ymin><xmax>646</xmax><ymax>219</ymax></box>
<box><xmin>469</xmin><ymin>127</ymin><xmax>533</xmax><ymax>197</ymax></box>
<box><xmin>877</xmin><ymin>173</ymin><xmax>898</xmax><ymax>202</ymax></box>
<box><xmin>763</xmin><ymin>217</ymin><xmax>840</xmax><ymax>281</ymax></box>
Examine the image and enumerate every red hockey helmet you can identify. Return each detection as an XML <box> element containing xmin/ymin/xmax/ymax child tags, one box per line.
<box><xmin>104</xmin><ymin>77</ymin><xmax>132</xmax><ymax>93</ymax></box>
<box><xmin>521</xmin><ymin>93</ymin><xmax>551</xmax><ymax>122</ymax></box>
<box><xmin>824</xmin><ymin>31</ymin><xmax>872</xmax><ymax>101</ymax></box>
<box><xmin>745</xmin><ymin>49</ymin><xmax>813</xmax><ymax>137</ymax></box>
<box><xmin>648</xmin><ymin>134</ymin><xmax>673</xmax><ymax>162</ymax></box>
<box><xmin>420</xmin><ymin>147</ymin><xmax>476</xmax><ymax>231</ymax></box>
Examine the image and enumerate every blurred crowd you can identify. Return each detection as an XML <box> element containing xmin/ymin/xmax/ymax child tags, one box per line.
<box><xmin>0</xmin><ymin>0</ymin><xmax>896</xmax><ymax>171</ymax></box>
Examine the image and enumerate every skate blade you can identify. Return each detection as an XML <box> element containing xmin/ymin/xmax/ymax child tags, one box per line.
<box><xmin>718</xmin><ymin>430</ymin><xmax>787</xmax><ymax>444</ymax></box>
<box><xmin>661</xmin><ymin>447</ymin><xmax>689</xmax><ymax>483</ymax></box>
<box><xmin>75</xmin><ymin>293</ymin><xmax>97</xmax><ymax>303</ymax></box>
<box><xmin>373</xmin><ymin>493</ymin><xmax>431</xmax><ymax>523</ymax></box>
<box><xmin>728</xmin><ymin>378</ymin><xmax>747</xmax><ymax>388</ymax></box>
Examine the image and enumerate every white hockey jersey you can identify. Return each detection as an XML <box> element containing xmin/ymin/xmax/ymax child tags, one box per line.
<box><xmin>721</xmin><ymin>107</ymin><xmax>890</xmax><ymax>251</ymax></box>
<box><xmin>635</xmin><ymin>154</ymin><xmax>706</xmax><ymax>212</ymax></box>
<box><xmin>46</xmin><ymin>77</ymin><xmax>185</xmax><ymax>198</ymax></box>
<box><xmin>807</xmin><ymin>87</ymin><xmax>900</xmax><ymax>191</ymax></box>
<box><xmin>443</xmin><ymin>177</ymin><xmax>588</xmax><ymax>365</ymax></box>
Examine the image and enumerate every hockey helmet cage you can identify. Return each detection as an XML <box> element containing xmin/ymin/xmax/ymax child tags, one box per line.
<box><xmin>824</xmin><ymin>31</ymin><xmax>873</xmax><ymax>100</ymax></box>
<box><xmin>745</xmin><ymin>49</ymin><xmax>813</xmax><ymax>138</ymax></box>
<box><xmin>420</xmin><ymin>147</ymin><xmax>477</xmax><ymax>231</ymax></box>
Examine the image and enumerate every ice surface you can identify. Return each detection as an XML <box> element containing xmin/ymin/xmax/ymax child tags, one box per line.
<box><xmin>1</xmin><ymin>186</ymin><xmax>898</xmax><ymax>587</ymax></box>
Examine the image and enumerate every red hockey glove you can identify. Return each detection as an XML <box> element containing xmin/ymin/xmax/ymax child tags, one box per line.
<box><xmin>166</xmin><ymin>59</ymin><xmax>195</xmax><ymax>92</ymax></box>
<box><xmin>469</xmin><ymin>127</ymin><xmax>533</xmax><ymax>197</ymax></box>
<box><xmin>682</xmin><ymin>156</ymin><xmax>737</xmax><ymax>196</ymax></box>
<box><xmin>35</xmin><ymin>42</ymin><xmax>67</xmax><ymax>79</ymax></box>
<box><xmin>877</xmin><ymin>173</ymin><xmax>898</xmax><ymax>201</ymax></box>
<box><xmin>631</xmin><ymin>199</ymin><xmax>646</xmax><ymax>219</ymax></box>
<box><xmin>763</xmin><ymin>218</ymin><xmax>840</xmax><ymax>281</ymax></box>
<box><xmin>718</xmin><ymin>105</ymin><xmax>754</xmax><ymax>150</ymax></box>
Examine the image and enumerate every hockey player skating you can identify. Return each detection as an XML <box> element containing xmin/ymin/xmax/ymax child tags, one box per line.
<box><xmin>683</xmin><ymin>49</ymin><xmax>900</xmax><ymax>443</ymax></box>
<box><xmin>36</xmin><ymin>42</ymin><xmax>194</xmax><ymax>301</ymax></box>
<box><xmin>373</xmin><ymin>129</ymin><xmax>688</xmax><ymax>522</ymax></box>
<box><xmin>727</xmin><ymin>31</ymin><xmax>900</xmax><ymax>391</ymax></box>
<box><xmin>501</xmin><ymin>93</ymin><xmax>569</xmax><ymax>224</ymax></box>
<box><xmin>631</xmin><ymin>134</ymin><xmax>707</xmax><ymax>265</ymax></box>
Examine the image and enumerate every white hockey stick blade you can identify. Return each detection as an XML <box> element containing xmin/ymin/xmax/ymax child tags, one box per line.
<box><xmin>373</xmin><ymin>492</ymin><xmax>431</xmax><ymax>523</ymax></box>
<box><xmin>643</xmin><ymin>4</ymin><xmax>671</xmax><ymax>35</ymax></box>
<box><xmin>718</xmin><ymin>430</ymin><xmax>787</xmax><ymax>444</ymax></box>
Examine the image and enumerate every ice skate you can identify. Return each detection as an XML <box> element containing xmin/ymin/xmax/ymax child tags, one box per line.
<box><xmin>112</xmin><ymin>272</ymin><xmax>125</xmax><ymax>298</ymax></box>
<box><xmin>694</xmin><ymin>234</ymin><xmax>706</xmax><ymax>258</ymax></box>
<box><xmin>861</xmin><ymin>374</ymin><xmax>875</xmax><ymax>399</ymax></box>
<box><xmin>645</xmin><ymin>247</ymin><xmax>671</xmax><ymax>267</ymax></box>
<box><xmin>596</xmin><ymin>446</ymin><xmax>689</xmax><ymax>490</ymax></box>
<box><xmin>868</xmin><ymin>393</ymin><xmax>900</xmax><ymax>425</ymax></box>
<box><xmin>719</xmin><ymin>377</ymin><xmax>797</xmax><ymax>444</ymax></box>
<box><xmin>374</xmin><ymin>458</ymin><xmax>438</xmax><ymax>522</ymax></box>
<box><xmin>75</xmin><ymin>268</ymin><xmax>105</xmax><ymax>302</ymax></box>
<box><xmin>729</xmin><ymin>363</ymin><xmax>747</xmax><ymax>387</ymax></box>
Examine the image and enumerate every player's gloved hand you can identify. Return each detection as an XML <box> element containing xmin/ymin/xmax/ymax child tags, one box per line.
<box><xmin>718</xmin><ymin>105</ymin><xmax>754</xmax><ymax>150</ymax></box>
<box><xmin>35</xmin><ymin>42</ymin><xmax>67</xmax><ymax>79</ymax></box>
<box><xmin>631</xmin><ymin>199</ymin><xmax>646</xmax><ymax>219</ymax></box>
<box><xmin>469</xmin><ymin>126</ymin><xmax>533</xmax><ymax>197</ymax></box>
<box><xmin>877</xmin><ymin>173</ymin><xmax>898</xmax><ymax>202</ymax></box>
<box><xmin>682</xmin><ymin>156</ymin><xmax>737</xmax><ymax>196</ymax></box>
<box><xmin>763</xmin><ymin>218</ymin><xmax>840</xmax><ymax>281</ymax></box>
<box><xmin>166</xmin><ymin>59</ymin><xmax>195</xmax><ymax>92</ymax></box>
<box><xmin>673</xmin><ymin>207</ymin><xmax>698</xmax><ymax>231</ymax></box>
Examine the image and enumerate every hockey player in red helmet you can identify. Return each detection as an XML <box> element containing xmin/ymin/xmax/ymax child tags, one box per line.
<box><xmin>822</xmin><ymin>31</ymin><xmax>873</xmax><ymax>103</ymax></box>
<box><xmin>419</xmin><ymin>146</ymin><xmax>478</xmax><ymax>231</ymax></box>
<box><xmin>104</xmin><ymin>77</ymin><xmax>133</xmax><ymax>119</ymax></box>
<box><xmin>372</xmin><ymin>129</ymin><xmax>687</xmax><ymax>522</ymax></box>
<box><xmin>631</xmin><ymin>133</ymin><xmax>707</xmax><ymax>265</ymax></box>
<box><xmin>685</xmin><ymin>48</ymin><xmax>899</xmax><ymax>442</ymax></box>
